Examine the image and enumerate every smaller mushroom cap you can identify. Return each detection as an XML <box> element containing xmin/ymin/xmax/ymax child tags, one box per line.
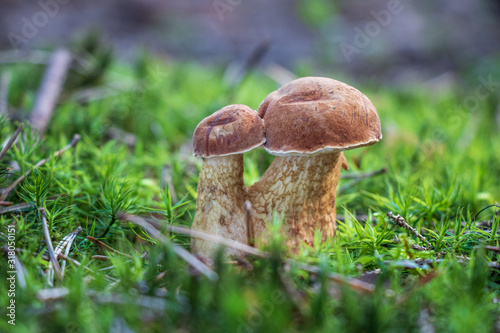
<box><xmin>193</xmin><ymin>104</ymin><xmax>265</xmax><ymax>157</ymax></box>
<box><xmin>258</xmin><ymin>77</ymin><xmax>382</xmax><ymax>155</ymax></box>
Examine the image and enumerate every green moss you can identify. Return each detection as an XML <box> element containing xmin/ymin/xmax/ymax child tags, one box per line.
<box><xmin>0</xmin><ymin>51</ymin><xmax>499</xmax><ymax>332</ymax></box>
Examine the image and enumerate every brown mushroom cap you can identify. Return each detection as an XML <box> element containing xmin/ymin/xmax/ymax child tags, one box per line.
<box><xmin>258</xmin><ymin>77</ymin><xmax>382</xmax><ymax>155</ymax></box>
<box><xmin>193</xmin><ymin>104</ymin><xmax>265</xmax><ymax>157</ymax></box>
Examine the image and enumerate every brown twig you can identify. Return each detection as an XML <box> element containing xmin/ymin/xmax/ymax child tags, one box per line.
<box><xmin>153</xmin><ymin>215</ymin><xmax>375</xmax><ymax>294</ymax></box>
<box><xmin>291</xmin><ymin>261</ymin><xmax>384</xmax><ymax>295</ymax></box>
<box><xmin>91</xmin><ymin>255</ymin><xmax>111</xmax><ymax>261</ymax></box>
<box><xmin>484</xmin><ymin>246</ymin><xmax>500</xmax><ymax>253</ymax></box>
<box><xmin>0</xmin><ymin>71</ymin><xmax>12</xmax><ymax>115</ymax></box>
<box><xmin>0</xmin><ymin>202</ymin><xmax>33</xmax><ymax>214</ymax></box>
<box><xmin>0</xmin><ymin>194</ymin><xmax>74</xmax><ymax>214</ymax></box>
<box><xmin>340</xmin><ymin>167</ymin><xmax>387</xmax><ymax>180</ymax></box>
<box><xmin>338</xmin><ymin>168</ymin><xmax>387</xmax><ymax>194</ymax></box>
<box><xmin>29</xmin><ymin>48</ymin><xmax>72</xmax><ymax>135</ymax></box>
<box><xmin>387</xmin><ymin>212</ymin><xmax>430</xmax><ymax>245</ymax></box>
<box><xmin>0</xmin><ymin>134</ymin><xmax>80</xmax><ymax>201</ymax></box>
<box><xmin>86</xmin><ymin>236</ymin><xmax>132</xmax><ymax>258</ymax></box>
<box><xmin>144</xmin><ymin>216</ymin><xmax>265</xmax><ymax>257</ymax></box>
<box><xmin>39</xmin><ymin>207</ymin><xmax>62</xmax><ymax>282</ymax></box>
<box><xmin>0</xmin><ymin>123</ymin><xmax>23</xmax><ymax>161</ymax></box>
<box><xmin>122</xmin><ymin>214</ymin><xmax>384</xmax><ymax>294</ymax></box>
<box><xmin>120</xmin><ymin>213</ymin><xmax>218</xmax><ymax>281</ymax></box>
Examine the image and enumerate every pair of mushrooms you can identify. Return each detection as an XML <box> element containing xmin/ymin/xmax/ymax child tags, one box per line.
<box><xmin>191</xmin><ymin>77</ymin><xmax>381</xmax><ymax>256</ymax></box>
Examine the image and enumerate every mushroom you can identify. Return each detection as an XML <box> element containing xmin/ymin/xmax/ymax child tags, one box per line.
<box><xmin>191</xmin><ymin>104</ymin><xmax>265</xmax><ymax>257</ymax></box>
<box><xmin>248</xmin><ymin>77</ymin><xmax>382</xmax><ymax>249</ymax></box>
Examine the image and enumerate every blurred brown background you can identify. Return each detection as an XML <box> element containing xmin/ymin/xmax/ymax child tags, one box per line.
<box><xmin>1</xmin><ymin>0</ymin><xmax>500</xmax><ymax>85</ymax></box>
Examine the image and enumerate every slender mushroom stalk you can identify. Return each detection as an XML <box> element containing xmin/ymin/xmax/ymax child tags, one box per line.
<box><xmin>248</xmin><ymin>77</ymin><xmax>382</xmax><ymax>249</ymax></box>
<box><xmin>191</xmin><ymin>104</ymin><xmax>265</xmax><ymax>257</ymax></box>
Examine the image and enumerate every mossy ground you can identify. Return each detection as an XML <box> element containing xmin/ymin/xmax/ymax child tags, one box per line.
<box><xmin>1</xmin><ymin>44</ymin><xmax>500</xmax><ymax>332</ymax></box>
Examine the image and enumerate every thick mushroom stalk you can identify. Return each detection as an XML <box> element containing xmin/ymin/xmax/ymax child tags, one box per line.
<box><xmin>191</xmin><ymin>155</ymin><xmax>247</xmax><ymax>256</ymax></box>
<box><xmin>190</xmin><ymin>104</ymin><xmax>265</xmax><ymax>257</ymax></box>
<box><xmin>249</xmin><ymin>152</ymin><xmax>347</xmax><ymax>248</ymax></box>
<box><xmin>249</xmin><ymin>77</ymin><xmax>382</xmax><ymax>250</ymax></box>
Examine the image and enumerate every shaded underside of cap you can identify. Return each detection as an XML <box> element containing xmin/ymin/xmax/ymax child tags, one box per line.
<box><xmin>258</xmin><ymin>77</ymin><xmax>382</xmax><ymax>155</ymax></box>
<box><xmin>193</xmin><ymin>104</ymin><xmax>265</xmax><ymax>157</ymax></box>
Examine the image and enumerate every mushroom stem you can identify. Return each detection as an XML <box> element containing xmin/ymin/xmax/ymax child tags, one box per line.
<box><xmin>191</xmin><ymin>154</ymin><xmax>248</xmax><ymax>256</ymax></box>
<box><xmin>248</xmin><ymin>152</ymin><xmax>345</xmax><ymax>249</ymax></box>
